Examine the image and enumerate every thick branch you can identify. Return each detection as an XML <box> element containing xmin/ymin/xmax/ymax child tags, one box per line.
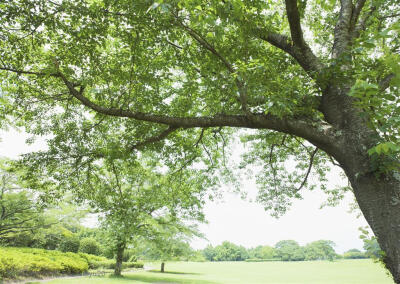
<box><xmin>256</xmin><ymin>30</ymin><xmax>323</xmax><ymax>79</ymax></box>
<box><xmin>352</xmin><ymin>5</ymin><xmax>376</xmax><ymax>39</ymax></box>
<box><xmin>351</xmin><ymin>0</ymin><xmax>367</xmax><ymax>31</ymax></box>
<box><xmin>285</xmin><ymin>0</ymin><xmax>305</xmax><ymax>47</ymax></box>
<box><xmin>1</xmin><ymin>67</ymin><xmax>339</xmax><ymax>157</ymax></box>
<box><xmin>332</xmin><ymin>0</ymin><xmax>353</xmax><ymax>58</ymax></box>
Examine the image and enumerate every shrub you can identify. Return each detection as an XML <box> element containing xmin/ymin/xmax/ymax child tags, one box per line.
<box><xmin>77</xmin><ymin>253</ymin><xmax>107</xmax><ymax>269</ymax></box>
<box><xmin>245</xmin><ymin>258</ymin><xmax>277</xmax><ymax>262</ymax></box>
<box><xmin>59</xmin><ymin>236</ymin><xmax>80</xmax><ymax>253</ymax></box>
<box><xmin>91</xmin><ymin>259</ymin><xmax>144</xmax><ymax>269</ymax></box>
<box><xmin>343</xmin><ymin>249</ymin><xmax>367</xmax><ymax>259</ymax></box>
<box><xmin>79</xmin><ymin>238</ymin><xmax>101</xmax><ymax>256</ymax></box>
<box><xmin>123</xmin><ymin>249</ymin><xmax>137</xmax><ymax>262</ymax></box>
<box><xmin>0</xmin><ymin>247</ymin><xmax>88</xmax><ymax>280</ymax></box>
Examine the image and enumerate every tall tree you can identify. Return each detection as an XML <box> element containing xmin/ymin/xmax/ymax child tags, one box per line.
<box><xmin>1</xmin><ymin>0</ymin><xmax>400</xmax><ymax>280</ymax></box>
<box><xmin>41</xmin><ymin>156</ymin><xmax>207</xmax><ymax>276</ymax></box>
<box><xmin>0</xmin><ymin>161</ymin><xmax>47</xmax><ymax>237</ymax></box>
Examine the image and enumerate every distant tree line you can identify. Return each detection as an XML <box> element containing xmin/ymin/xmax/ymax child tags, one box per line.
<box><xmin>201</xmin><ymin>239</ymin><xmax>380</xmax><ymax>262</ymax></box>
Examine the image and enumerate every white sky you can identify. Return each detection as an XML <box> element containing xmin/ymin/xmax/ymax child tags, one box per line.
<box><xmin>0</xmin><ymin>128</ymin><xmax>370</xmax><ymax>254</ymax></box>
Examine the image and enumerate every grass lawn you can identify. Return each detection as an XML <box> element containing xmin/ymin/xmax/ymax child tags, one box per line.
<box><xmin>41</xmin><ymin>259</ymin><xmax>394</xmax><ymax>284</ymax></box>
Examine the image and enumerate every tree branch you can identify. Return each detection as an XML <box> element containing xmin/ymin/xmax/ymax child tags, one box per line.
<box><xmin>351</xmin><ymin>0</ymin><xmax>367</xmax><ymax>31</ymax></box>
<box><xmin>0</xmin><ymin>66</ymin><xmax>59</xmax><ymax>77</ymax></box>
<box><xmin>285</xmin><ymin>0</ymin><xmax>305</xmax><ymax>47</ymax></box>
<box><xmin>379</xmin><ymin>73</ymin><xmax>395</xmax><ymax>92</ymax></box>
<box><xmin>332</xmin><ymin>0</ymin><xmax>354</xmax><ymax>58</ymax></box>
<box><xmin>129</xmin><ymin>126</ymin><xmax>178</xmax><ymax>152</ymax></box>
<box><xmin>0</xmin><ymin>67</ymin><xmax>338</xmax><ymax>156</ymax></box>
<box><xmin>256</xmin><ymin>30</ymin><xmax>323</xmax><ymax>79</ymax></box>
<box><xmin>296</xmin><ymin>147</ymin><xmax>318</xmax><ymax>191</ymax></box>
<box><xmin>178</xmin><ymin>20</ymin><xmax>250</xmax><ymax>115</ymax></box>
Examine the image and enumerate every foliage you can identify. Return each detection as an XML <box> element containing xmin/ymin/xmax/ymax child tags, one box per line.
<box><xmin>58</xmin><ymin>235</ymin><xmax>80</xmax><ymax>253</ymax></box>
<box><xmin>202</xmin><ymin>242</ymin><xmax>249</xmax><ymax>261</ymax></box>
<box><xmin>303</xmin><ymin>240</ymin><xmax>336</xmax><ymax>261</ymax></box>
<box><xmin>359</xmin><ymin>227</ymin><xmax>384</xmax><ymax>260</ymax></box>
<box><xmin>0</xmin><ymin>247</ymin><xmax>88</xmax><ymax>279</ymax></box>
<box><xmin>79</xmin><ymin>237</ymin><xmax>101</xmax><ymax>256</ymax></box>
<box><xmin>202</xmin><ymin>240</ymin><xmax>342</xmax><ymax>262</ymax></box>
<box><xmin>1</xmin><ymin>0</ymin><xmax>400</xmax><ymax>279</ymax></box>
<box><xmin>275</xmin><ymin>240</ymin><xmax>305</xmax><ymax>261</ymax></box>
<box><xmin>245</xmin><ymin>258</ymin><xmax>276</xmax><ymax>262</ymax></box>
<box><xmin>0</xmin><ymin>163</ymin><xmax>47</xmax><ymax>238</ymax></box>
<box><xmin>248</xmin><ymin>245</ymin><xmax>276</xmax><ymax>260</ymax></box>
<box><xmin>343</xmin><ymin>249</ymin><xmax>367</xmax><ymax>259</ymax></box>
<box><xmin>90</xmin><ymin>259</ymin><xmax>143</xmax><ymax>270</ymax></box>
<box><xmin>142</xmin><ymin>218</ymin><xmax>202</xmax><ymax>263</ymax></box>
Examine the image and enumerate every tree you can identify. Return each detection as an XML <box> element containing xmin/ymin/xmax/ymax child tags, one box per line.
<box><xmin>0</xmin><ymin>163</ymin><xmax>47</xmax><ymax>238</ymax></box>
<box><xmin>79</xmin><ymin>237</ymin><xmax>101</xmax><ymax>255</ymax></box>
<box><xmin>343</xmin><ymin>248</ymin><xmax>367</xmax><ymax>259</ymax></box>
<box><xmin>248</xmin><ymin>245</ymin><xmax>276</xmax><ymax>260</ymax></box>
<box><xmin>44</xmin><ymin>157</ymin><xmax>207</xmax><ymax>276</ymax></box>
<box><xmin>304</xmin><ymin>240</ymin><xmax>337</xmax><ymax>261</ymax></box>
<box><xmin>360</xmin><ymin>227</ymin><xmax>383</xmax><ymax>260</ymax></box>
<box><xmin>1</xmin><ymin>0</ymin><xmax>400</xmax><ymax>281</ymax></box>
<box><xmin>144</xmin><ymin>221</ymin><xmax>199</xmax><ymax>272</ymax></box>
<box><xmin>213</xmin><ymin>241</ymin><xmax>249</xmax><ymax>261</ymax></box>
<box><xmin>275</xmin><ymin>240</ymin><xmax>305</xmax><ymax>261</ymax></box>
<box><xmin>203</xmin><ymin>245</ymin><xmax>217</xmax><ymax>262</ymax></box>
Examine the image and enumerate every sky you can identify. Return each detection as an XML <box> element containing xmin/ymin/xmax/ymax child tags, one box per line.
<box><xmin>0</xmin><ymin>128</ymin><xmax>370</xmax><ymax>254</ymax></box>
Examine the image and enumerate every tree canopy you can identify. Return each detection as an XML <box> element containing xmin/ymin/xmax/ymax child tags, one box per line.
<box><xmin>1</xmin><ymin>0</ymin><xmax>400</xmax><ymax>281</ymax></box>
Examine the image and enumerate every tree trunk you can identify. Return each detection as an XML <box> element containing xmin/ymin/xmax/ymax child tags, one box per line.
<box><xmin>345</xmin><ymin>166</ymin><xmax>400</xmax><ymax>283</ymax></box>
<box><xmin>114</xmin><ymin>241</ymin><xmax>126</xmax><ymax>276</ymax></box>
<box><xmin>161</xmin><ymin>262</ymin><xmax>165</xmax><ymax>273</ymax></box>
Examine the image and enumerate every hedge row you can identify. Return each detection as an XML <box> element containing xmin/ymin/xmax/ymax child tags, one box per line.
<box><xmin>244</xmin><ymin>258</ymin><xmax>277</xmax><ymax>262</ymax></box>
<box><xmin>91</xmin><ymin>259</ymin><xmax>144</xmax><ymax>269</ymax></box>
<box><xmin>0</xmin><ymin>247</ymin><xmax>143</xmax><ymax>280</ymax></box>
<box><xmin>0</xmin><ymin>247</ymin><xmax>89</xmax><ymax>279</ymax></box>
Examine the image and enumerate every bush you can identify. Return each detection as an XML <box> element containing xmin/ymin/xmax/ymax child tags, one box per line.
<box><xmin>91</xmin><ymin>259</ymin><xmax>144</xmax><ymax>270</ymax></box>
<box><xmin>79</xmin><ymin>238</ymin><xmax>101</xmax><ymax>256</ymax></box>
<box><xmin>343</xmin><ymin>249</ymin><xmax>367</xmax><ymax>259</ymax></box>
<box><xmin>0</xmin><ymin>247</ymin><xmax>88</xmax><ymax>280</ymax></box>
<box><xmin>245</xmin><ymin>258</ymin><xmax>277</xmax><ymax>262</ymax></box>
<box><xmin>77</xmin><ymin>253</ymin><xmax>107</xmax><ymax>269</ymax></box>
<box><xmin>59</xmin><ymin>236</ymin><xmax>80</xmax><ymax>253</ymax></box>
<box><xmin>123</xmin><ymin>249</ymin><xmax>137</xmax><ymax>262</ymax></box>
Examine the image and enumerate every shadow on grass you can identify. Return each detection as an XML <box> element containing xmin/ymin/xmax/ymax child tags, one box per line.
<box><xmin>122</xmin><ymin>273</ymin><xmax>219</xmax><ymax>284</ymax></box>
<box><xmin>148</xmin><ymin>269</ymin><xmax>202</xmax><ymax>275</ymax></box>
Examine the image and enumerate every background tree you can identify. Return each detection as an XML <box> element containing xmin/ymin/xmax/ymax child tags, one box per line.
<box><xmin>275</xmin><ymin>240</ymin><xmax>305</xmax><ymax>261</ymax></box>
<box><xmin>32</xmin><ymin>156</ymin><xmax>208</xmax><ymax>276</ymax></box>
<box><xmin>360</xmin><ymin>227</ymin><xmax>384</xmax><ymax>260</ymax></box>
<box><xmin>1</xmin><ymin>0</ymin><xmax>400</xmax><ymax>281</ymax></box>
<box><xmin>212</xmin><ymin>241</ymin><xmax>249</xmax><ymax>261</ymax></box>
<box><xmin>303</xmin><ymin>240</ymin><xmax>337</xmax><ymax>261</ymax></box>
<box><xmin>0</xmin><ymin>162</ymin><xmax>47</xmax><ymax>238</ymax></box>
<box><xmin>248</xmin><ymin>245</ymin><xmax>276</xmax><ymax>260</ymax></box>
<box><xmin>144</xmin><ymin>220</ymin><xmax>200</xmax><ymax>273</ymax></box>
<box><xmin>343</xmin><ymin>249</ymin><xmax>367</xmax><ymax>259</ymax></box>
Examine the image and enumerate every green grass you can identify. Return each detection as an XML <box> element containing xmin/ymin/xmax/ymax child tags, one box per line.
<box><xmin>44</xmin><ymin>259</ymin><xmax>394</xmax><ymax>284</ymax></box>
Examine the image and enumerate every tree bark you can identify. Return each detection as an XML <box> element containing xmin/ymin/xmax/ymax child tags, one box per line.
<box><xmin>351</xmin><ymin>172</ymin><xmax>400</xmax><ymax>283</ymax></box>
<box><xmin>161</xmin><ymin>262</ymin><xmax>165</xmax><ymax>273</ymax></box>
<box><xmin>319</xmin><ymin>85</ymin><xmax>400</xmax><ymax>283</ymax></box>
<box><xmin>114</xmin><ymin>241</ymin><xmax>126</xmax><ymax>276</ymax></box>
<box><xmin>337</xmin><ymin>145</ymin><xmax>400</xmax><ymax>283</ymax></box>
